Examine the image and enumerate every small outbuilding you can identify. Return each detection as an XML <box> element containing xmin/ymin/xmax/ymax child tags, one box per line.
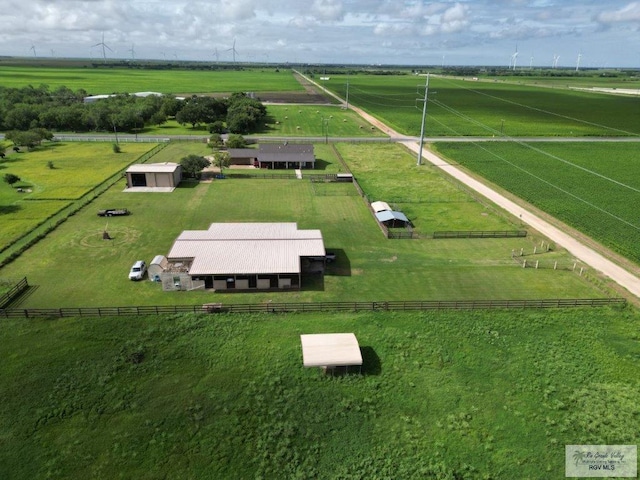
<box><xmin>125</xmin><ymin>163</ymin><xmax>182</xmax><ymax>191</ymax></box>
<box><xmin>148</xmin><ymin>255</ymin><xmax>168</xmax><ymax>281</ymax></box>
<box><xmin>371</xmin><ymin>201</ymin><xmax>392</xmax><ymax>213</ymax></box>
<box><xmin>300</xmin><ymin>333</ymin><xmax>363</xmax><ymax>374</ymax></box>
<box><xmin>375</xmin><ymin>210</ymin><xmax>411</xmax><ymax>228</ymax></box>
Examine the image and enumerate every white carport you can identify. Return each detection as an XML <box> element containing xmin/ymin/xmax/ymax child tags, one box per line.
<box><xmin>371</xmin><ymin>201</ymin><xmax>391</xmax><ymax>213</ymax></box>
<box><xmin>300</xmin><ymin>333</ymin><xmax>363</xmax><ymax>374</ymax></box>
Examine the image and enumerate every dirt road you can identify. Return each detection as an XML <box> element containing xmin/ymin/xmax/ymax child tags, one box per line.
<box><xmin>298</xmin><ymin>70</ymin><xmax>640</xmax><ymax>299</ymax></box>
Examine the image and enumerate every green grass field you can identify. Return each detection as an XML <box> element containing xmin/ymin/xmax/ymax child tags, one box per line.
<box><xmin>0</xmin><ymin>142</ymin><xmax>156</xmax><ymax>250</ymax></box>
<box><xmin>433</xmin><ymin>141</ymin><xmax>640</xmax><ymax>265</ymax></box>
<box><xmin>1</xmin><ymin>307</ymin><xmax>638</xmax><ymax>479</ymax></box>
<box><xmin>322</xmin><ymin>74</ymin><xmax>640</xmax><ymax>137</ymax></box>
<box><xmin>139</xmin><ymin>105</ymin><xmax>384</xmax><ymax>137</ymax></box>
<box><xmin>0</xmin><ymin>142</ymin><xmax>603</xmax><ymax>308</ymax></box>
<box><xmin>0</xmin><ymin>66</ymin><xmax>303</xmax><ymax>94</ymax></box>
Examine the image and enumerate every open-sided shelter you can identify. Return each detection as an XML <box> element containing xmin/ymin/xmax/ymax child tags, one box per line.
<box><xmin>371</xmin><ymin>201</ymin><xmax>391</xmax><ymax>213</ymax></box>
<box><xmin>163</xmin><ymin>222</ymin><xmax>326</xmax><ymax>291</ymax></box>
<box><xmin>375</xmin><ymin>210</ymin><xmax>411</xmax><ymax>228</ymax></box>
<box><xmin>125</xmin><ymin>162</ymin><xmax>182</xmax><ymax>191</ymax></box>
<box><xmin>300</xmin><ymin>333</ymin><xmax>363</xmax><ymax>373</ymax></box>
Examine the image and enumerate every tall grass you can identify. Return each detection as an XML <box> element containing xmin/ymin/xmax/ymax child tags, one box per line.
<box><xmin>1</xmin><ymin>308</ymin><xmax>638</xmax><ymax>478</ymax></box>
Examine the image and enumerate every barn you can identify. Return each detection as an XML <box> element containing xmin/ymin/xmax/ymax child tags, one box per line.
<box><xmin>125</xmin><ymin>163</ymin><xmax>182</xmax><ymax>191</ymax></box>
<box><xmin>162</xmin><ymin>222</ymin><xmax>326</xmax><ymax>291</ymax></box>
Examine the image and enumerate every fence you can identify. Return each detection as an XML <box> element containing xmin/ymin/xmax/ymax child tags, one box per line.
<box><xmin>0</xmin><ymin>277</ymin><xmax>29</xmax><ymax>309</ymax></box>
<box><xmin>432</xmin><ymin>230</ymin><xmax>528</xmax><ymax>239</ymax></box>
<box><xmin>0</xmin><ymin>297</ymin><xmax>626</xmax><ymax>319</ymax></box>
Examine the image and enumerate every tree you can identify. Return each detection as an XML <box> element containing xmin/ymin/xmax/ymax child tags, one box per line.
<box><xmin>208</xmin><ymin>133</ymin><xmax>224</xmax><ymax>149</ymax></box>
<box><xmin>180</xmin><ymin>154</ymin><xmax>210</xmax><ymax>179</ymax></box>
<box><xmin>226</xmin><ymin>134</ymin><xmax>247</xmax><ymax>149</ymax></box>
<box><xmin>208</xmin><ymin>120</ymin><xmax>225</xmax><ymax>134</ymax></box>
<box><xmin>213</xmin><ymin>151</ymin><xmax>230</xmax><ymax>172</ymax></box>
<box><xmin>4</xmin><ymin>173</ymin><xmax>21</xmax><ymax>186</ymax></box>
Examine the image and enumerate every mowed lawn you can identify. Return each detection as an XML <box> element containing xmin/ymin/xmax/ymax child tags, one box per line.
<box><xmin>138</xmin><ymin>105</ymin><xmax>384</xmax><ymax>137</ymax></box>
<box><xmin>1</xmin><ymin>308</ymin><xmax>638</xmax><ymax>479</ymax></box>
<box><xmin>0</xmin><ymin>142</ymin><xmax>156</xmax><ymax>249</ymax></box>
<box><xmin>0</xmin><ymin>143</ymin><xmax>603</xmax><ymax>308</ymax></box>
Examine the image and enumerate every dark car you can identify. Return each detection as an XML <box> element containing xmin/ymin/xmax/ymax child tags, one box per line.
<box><xmin>98</xmin><ymin>208</ymin><xmax>130</xmax><ymax>217</ymax></box>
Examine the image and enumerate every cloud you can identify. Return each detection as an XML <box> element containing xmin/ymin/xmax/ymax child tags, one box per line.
<box><xmin>597</xmin><ymin>2</ymin><xmax>640</xmax><ymax>23</ymax></box>
<box><xmin>419</xmin><ymin>2</ymin><xmax>470</xmax><ymax>36</ymax></box>
<box><xmin>311</xmin><ymin>0</ymin><xmax>344</xmax><ymax>22</ymax></box>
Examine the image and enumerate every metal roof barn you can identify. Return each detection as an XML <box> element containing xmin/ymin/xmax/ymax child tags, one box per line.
<box><xmin>165</xmin><ymin>223</ymin><xmax>326</xmax><ymax>291</ymax></box>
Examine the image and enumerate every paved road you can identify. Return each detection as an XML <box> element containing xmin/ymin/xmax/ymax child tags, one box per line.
<box><xmin>296</xmin><ymin>70</ymin><xmax>640</xmax><ymax>299</ymax></box>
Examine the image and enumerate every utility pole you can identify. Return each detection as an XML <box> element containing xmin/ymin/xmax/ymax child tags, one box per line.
<box><xmin>345</xmin><ymin>79</ymin><xmax>349</xmax><ymax>110</ymax></box>
<box><xmin>417</xmin><ymin>73</ymin><xmax>429</xmax><ymax>166</ymax></box>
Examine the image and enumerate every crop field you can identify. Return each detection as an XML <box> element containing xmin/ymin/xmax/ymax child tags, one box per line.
<box><xmin>2</xmin><ymin>307</ymin><xmax>639</xmax><ymax>479</ymax></box>
<box><xmin>0</xmin><ymin>142</ymin><xmax>156</xmax><ymax>250</ymax></box>
<box><xmin>433</xmin><ymin>141</ymin><xmax>640</xmax><ymax>265</ymax></box>
<box><xmin>0</xmin><ymin>142</ymin><xmax>602</xmax><ymax>308</ymax></box>
<box><xmin>322</xmin><ymin>74</ymin><xmax>640</xmax><ymax>137</ymax></box>
<box><xmin>0</xmin><ymin>66</ymin><xmax>303</xmax><ymax>94</ymax></box>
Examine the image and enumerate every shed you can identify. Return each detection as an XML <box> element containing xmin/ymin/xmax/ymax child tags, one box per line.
<box><xmin>300</xmin><ymin>333</ymin><xmax>363</xmax><ymax>373</ymax></box>
<box><xmin>125</xmin><ymin>163</ymin><xmax>182</xmax><ymax>191</ymax></box>
<box><xmin>148</xmin><ymin>255</ymin><xmax>168</xmax><ymax>281</ymax></box>
<box><xmin>375</xmin><ymin>210</ymin><xmax>410</xmax><ymax>227</ymax></box>
<box><xmin>371</xmin><ymin>201</ymin><xmax>391</xmax><ymax>213</ymax></box>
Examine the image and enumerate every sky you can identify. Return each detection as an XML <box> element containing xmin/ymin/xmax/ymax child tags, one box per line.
<box><xmin>1</xmin><ymin>0</ymin><xmax>639</xmax><ymax>68</ymax></box>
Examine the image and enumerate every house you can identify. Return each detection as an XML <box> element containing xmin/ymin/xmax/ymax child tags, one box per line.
<box><xmin>125</xmin><ymin>162</ymin><xmax>182</xmax><ymax>191</ymax></box>
<box><xmin>228</xmin><ymin>144</ymin><xmax>315</xmax><ymax>169</ymax></box>
<box><xmin>257</xmin><ymin>144</ymin><xmax>315</xmax><ymax>169</ymax></box>
<box><xmin>162</xmin><ymin>223</ymin><xmax>326</xmax><ymax>291</ymax></box>
<box><xmin>227</xmin><ymin>148</ymin><xmax>258</xmax><ymax>166</ymax></box>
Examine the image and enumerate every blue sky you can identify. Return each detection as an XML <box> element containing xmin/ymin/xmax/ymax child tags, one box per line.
<box><xmin>1</xmin><ymin>1</ymin><xmax>639</xmax><ymax>67</ymax></box>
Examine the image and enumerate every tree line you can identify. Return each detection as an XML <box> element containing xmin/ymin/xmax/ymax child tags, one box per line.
<box><xmin>0</xmin><ymin>85</ymin><xmax>267</xmax><ymax>141</ymax></box>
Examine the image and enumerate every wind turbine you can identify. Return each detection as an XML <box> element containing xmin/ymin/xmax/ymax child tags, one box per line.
<box><xmin>92</xmin><ymin>32</ymin><xmax>112</xmax><ymax>63</ymax></box>
<box><xmin>213</xmin><ymin>47</ymin><xmax>219</xmax><ymax>62</ymax></box>
<box><xmin>510</xmin><ymin>44</ymin><xmax>519</xmax><ymax>70</ymax></box>
<box><xmin>128</xmin><ymin>43</ymin><xmax>136</xmax><ymax>61</ymax></box>
<box><xmin>226</xmin><ymin>39</ymin><xmax>239</xmax><ymax>63</ymax></box>
<box><xmin>50</xmin><ymin>49</ymin><xmax>56</xmax><ymax>58</ymax></box>
<box><xmin>575</xmin><ymin>51</ymin><xmax>582</xmax><ymax>72</ymax></box>
<box><xmin>30</xmin><ymin>44</ymin><xmax>37</xmax><ymax>57</ymax></box>
<box><xmin>552</xmin><ymin>54</ymin><xmax>560</xmax><ymax>69</ymax></box>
